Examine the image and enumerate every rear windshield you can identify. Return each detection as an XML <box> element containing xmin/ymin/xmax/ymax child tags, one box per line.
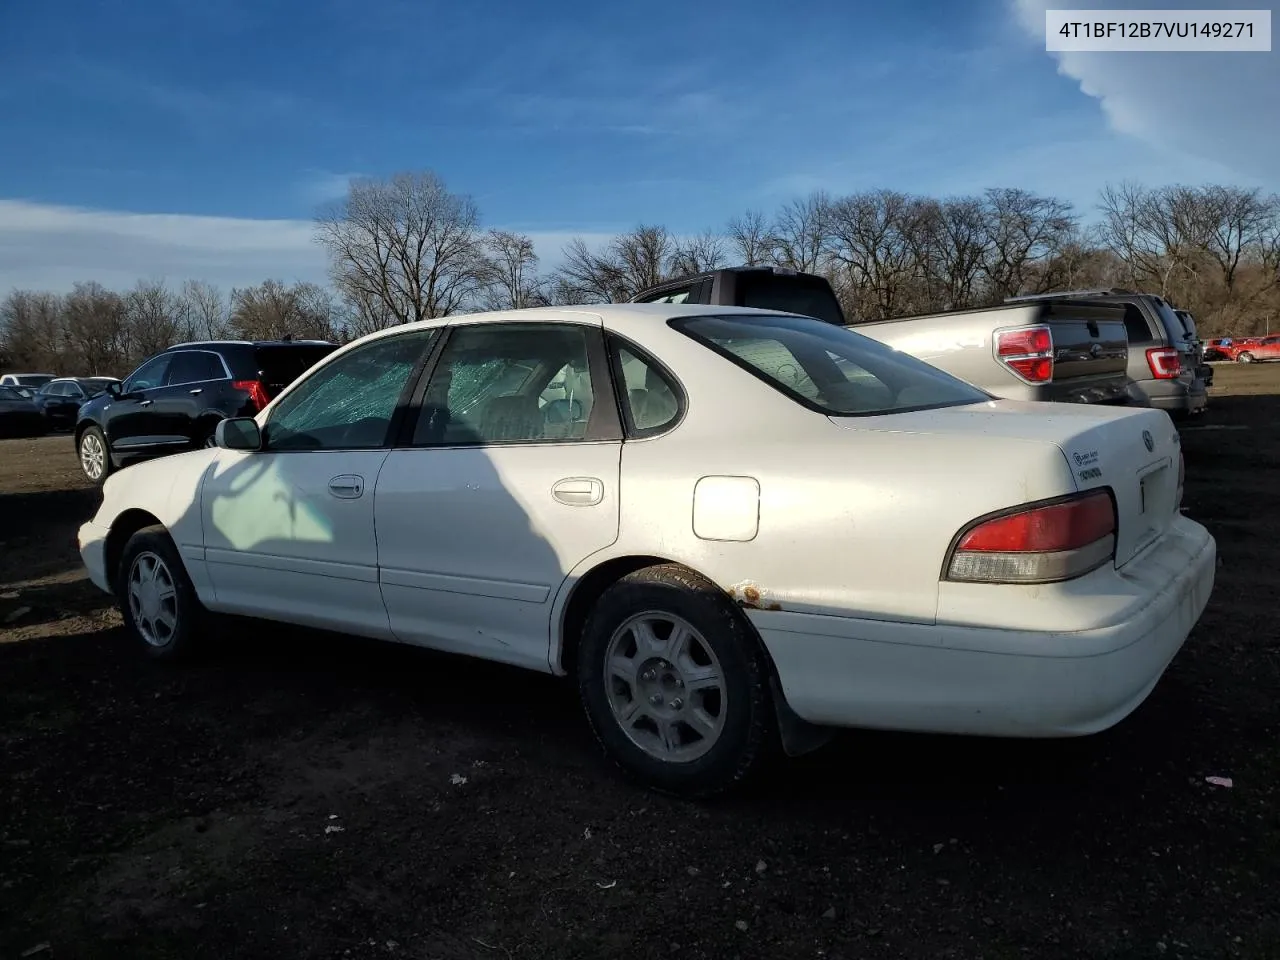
<box><xmin>14</xmin><ymin>374</ymin><xmax>54</xmax><ymax>386</ymax></box>
<box><xmin>254</xmin><ymin>344</ymin><xmax>337</xmax><ymax>384</ymax></box>
<box><xmin>0</xmin><ymin>386</ymin><xmax>25</xmax><ymax>400</ymax></box>
<box><xmin>732</xmin><ymin>274</ymin><xmax>846</xmax><ymax>326</ymax></box>
<box><xmin>673</xmin><ymin>313</ymin><xmax>990</xmax><ymax>417</ymax></box>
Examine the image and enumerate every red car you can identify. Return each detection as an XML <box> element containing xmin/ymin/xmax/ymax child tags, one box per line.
<box><xmin>1234</xmin><ymin>336</ymin><xmax>1279</xmax><ymax>363</ymax></box>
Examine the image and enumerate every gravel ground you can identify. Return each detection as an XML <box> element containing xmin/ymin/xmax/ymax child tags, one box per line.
<box><xmin>1</xmin><ymin>365</ymin><xmax>1278</xmax><ymax>960</ymax></box>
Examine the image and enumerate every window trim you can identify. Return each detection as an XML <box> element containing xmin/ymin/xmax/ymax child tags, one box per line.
<box><xmin>398</xmin><ymin>320</ymin><xmax>623</xmax><ymax>450</ymax></box>
<box><xmin>259</xmin><ymin>329</ymin><xmax>442</xmax><ymax>454</ymax></box>
<box><xmin>123</xmin><ymin>354</ymin><xmax>176</xmax><ymax>394</ymax></box>
<box><xmin>164</xmin><ymin>349</ymin><xmax>232</xmax><ymax>387</ymax></box>
<box><xmin>606</xmin><ymin>332</ymin><xmax>687</xmax><ymax>440</ymax></box>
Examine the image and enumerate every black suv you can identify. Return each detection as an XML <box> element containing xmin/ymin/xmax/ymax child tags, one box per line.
<box><xmin>75</xmin><ymin>339</ymin><xmax>337</xmax><ymax>483</ymax></box>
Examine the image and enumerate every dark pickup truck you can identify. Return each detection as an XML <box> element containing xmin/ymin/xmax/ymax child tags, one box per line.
<box><xmin>631</xmin><ymin>267</ymin><xmax>1133</xmax><ymax>405</ymax></box>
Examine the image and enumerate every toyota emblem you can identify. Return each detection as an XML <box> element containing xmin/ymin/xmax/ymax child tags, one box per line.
<box><xmin>1142</xmin><ymin>429</ymin><xmax>1154</xmax><ymax>452</ymax></box>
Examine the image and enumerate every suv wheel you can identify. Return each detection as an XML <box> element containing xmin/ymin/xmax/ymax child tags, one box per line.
<box><xmin>1238</xmin><ymin>352</ymin><xmax>1255</xmax><ymax>363</ymax></box>
<box><xmin>78</xmin><ymin>426</ymin><xmax>112</xmax><ymax>485</ymax></box>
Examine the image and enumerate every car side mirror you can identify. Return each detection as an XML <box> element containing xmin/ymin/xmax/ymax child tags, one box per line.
<box><xmin>215</xmin><ymin>417</ymin><xmax>262</xmax><ymax>451</ymax></box>
<box><xmin>105</xmin><ymin>382</ymin><xmax>122</xmax><ymax>398</ymax></box>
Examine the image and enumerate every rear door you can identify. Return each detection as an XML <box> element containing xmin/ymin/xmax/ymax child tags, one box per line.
<box><xmin>159</xmin><ymin>350</ymin><xmax>230</xmax><ymax>444</ymax></box>
<box><xmin>1040</xmin><ymin>301</ymin><xmax>1130</xmax><ymax>403</ymax></box>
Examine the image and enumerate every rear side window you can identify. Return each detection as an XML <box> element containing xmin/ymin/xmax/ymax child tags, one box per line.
<box><xmin>166</xmin><ymin>351</ymin><xmax>225</xmax><ymax>385</ymax></box>
<box><xmin>1122</xmin><ymin>305</ymin><xmax>1152</xmax><ymax>343</ymax></box>
<box><xmin>610</xmin><ymin>339</ymin><xmax>682</xmax><ymax>436</ymax></box>
<box><xmin>637</xmin><ymin>287</ymin><xmax>692</xmax><ymax>305</ymax></box>
<box><xmin>674</xmin><ymin>313</ymin><xmax>989</xmax><ymax>416</ymax></box>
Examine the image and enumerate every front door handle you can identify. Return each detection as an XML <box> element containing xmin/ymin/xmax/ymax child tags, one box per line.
<box><xmin>328</xmin><ymin>475</ymin><xmax>365</xmax><ymax>499</ymax></box>
<box><xmin>552</xmin><ymin>477</ymin><xmax>604</xmax><ymax>506</ymax></box>
<box><xmin>189</xmin><ymin>388</ymin><xmax>202</xmax><ymax>395</ymax></box>
<box><xmin>139</xmin><ymin>399</ymin><xmax>153</xmax><ymax>407</ymax></box>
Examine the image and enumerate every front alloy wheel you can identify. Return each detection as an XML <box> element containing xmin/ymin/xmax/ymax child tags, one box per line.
<box><xmin>79</xmin><ymin>427</ymin><xmax>110</xmax><ymax>483</ymax></box>
<box><xmin>127</xmin><ymin>551</ymin><xmax>179</xmax><ymax>648</ymax></box>
<box><xmin>117</xmin><ymin>525</ymin><xmax>204</xmax><ymax>660</ymax></box>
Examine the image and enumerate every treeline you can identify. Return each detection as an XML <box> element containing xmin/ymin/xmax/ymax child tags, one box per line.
<box><xmin>3</xmin><ymin>171</ymin><xmax>1277</xmax><ymax>376</ymax></box>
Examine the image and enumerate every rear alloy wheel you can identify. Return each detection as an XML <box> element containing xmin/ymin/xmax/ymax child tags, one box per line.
<box><xmin>78</xmin><ymin>426</ymin><xmax>111</xmax><ymax>484</ymax></box>
<box><xmin>117</xmin><ymin>525</ymin><xmax>204</xmax><ymax>661</ymax></box>
<box><xmin>578</xmin><ymin>564</ymin><xmax>777</xmax><ymax>798</ymax></box>
<box><xmin>1238</xmin><ymin>352</ymin><xmax>1255</xmax><ymax>363</ymax></box>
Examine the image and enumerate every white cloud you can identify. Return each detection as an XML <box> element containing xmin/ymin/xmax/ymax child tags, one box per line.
<box><xmin>0</xmin><ymin>199</ymin><xmax>611</xmax><ymax>294</ymax></box>
<box><xmin>1011</xmin><ymin>0</ymin><xmax>1280</xmax><ymax>183</ymax></box>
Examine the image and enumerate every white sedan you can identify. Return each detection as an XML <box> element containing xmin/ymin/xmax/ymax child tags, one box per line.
<box><xmin>78</xmin><ymin>305</ymin><xmax>1216</xmax><ymax>796</ymax></box>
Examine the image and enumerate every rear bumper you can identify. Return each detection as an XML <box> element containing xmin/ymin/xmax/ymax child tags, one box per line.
<box><xmin>751</xmin><ymin>517</ymin><xmax>1216</xmax><ymax>737</ymax></box>
<box><xmin>1129</xmin><ymin>378</ymin><xmax>1207</xmax><ymax>414</ymax></box>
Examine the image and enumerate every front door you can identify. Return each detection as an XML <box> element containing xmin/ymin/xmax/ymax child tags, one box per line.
<box><xmin>106</xmin><ymin>353</ymin><xmax>177</xmax><ymax>453</ymax></box>
<box><xmin>201</xmin><ymin>329</ymin><xmax>439</xmax><ymax>638</ymax></box>
<box><xmin>375</xmin><ymin>320</ymin><xmax>623</xmax><ymax>671</ymax></box>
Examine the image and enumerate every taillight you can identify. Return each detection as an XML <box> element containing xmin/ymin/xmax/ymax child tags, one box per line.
<box><xmin>233</xmin><ymin>379</ymin><xmax>271</xmax><ymax>412</ymax></box>
<box><xmin>996</xmin><ymin>325</ymin><xmax>1054</xmax><ymax>384</ymax></box>
<box><xmin>1146</xmin><ymin>347</ymin><xmax>1181</xmax><ymax>379</ymax></box>
<box><xmin>946</xmin><ymin>490</ymin><xmax>1116</xmax><ymax>584</ymax></box>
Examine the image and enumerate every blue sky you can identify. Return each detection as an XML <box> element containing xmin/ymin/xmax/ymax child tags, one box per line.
<box><xmin>0</xmin><ymin>0</ymin><xmax>1275</xmax><ymax>291</ymax></box>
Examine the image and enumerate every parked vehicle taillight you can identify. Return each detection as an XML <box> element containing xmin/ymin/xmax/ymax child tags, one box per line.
<box><xmin>233</xmin><ymin>379</ymin><xmax>271</xmax><ymax>412</ymax></box>
<box><xmin>946</xmin><ymin>490</ymin><xmax>1116</xmax><ymax>584</ymax></box>
<box><xmin>1145</xmin><ymin>347</ymin><xmax>1181</xmax><ymax>379</ymax></box>
<box><xmin>995</xmin><ymin>325</ymin><xmax>1054</xmax><ymax>383</ymax></box>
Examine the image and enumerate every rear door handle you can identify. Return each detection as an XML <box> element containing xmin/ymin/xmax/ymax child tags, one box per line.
<box><xmin>552</xmin><ymin>477</ymin><xmax>604</xmax><ymax>506</ymax></box>
<box><xmin>189</xmin><ymin>388</ymin><xmax>202</xmax><ymax>395</ymax></box>
<box><xmin>139</xmin><ymin>399</ymin><xmax>153</xmax><ymax>407</ymax></box>
<box><xmin>328</xmin><ymin>475</ymin><xmax>365</xmax><ymax>499</ymax></box>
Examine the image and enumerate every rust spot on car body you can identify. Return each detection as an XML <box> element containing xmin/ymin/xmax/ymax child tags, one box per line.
<box><xmin>726</xmin><ymin>580</ymin><xmax>783</xmax><ymax>611</ymax></box>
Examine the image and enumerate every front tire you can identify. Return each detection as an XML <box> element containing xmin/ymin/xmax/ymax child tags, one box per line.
<box><xmin>1238</xmin><ymin>352</ymin><xmax>1255</xmax><ymax>363</ymax></box>
<box><xmin>577</xmin><ymin>564</ymin><xmax>777</xmax><ymax>798</ymax></box>
<box><xmin>117</xmin><ymin>525</ymin><xmax>204</xmax><ymax>661</ymax></box>
<box><xmin>78</xmin><ymin>426</ymin><xmax>112</xmax><ymax>485</ymax></box>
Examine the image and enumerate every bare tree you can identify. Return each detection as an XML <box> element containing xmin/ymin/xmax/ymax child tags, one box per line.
<box><xmin>669</xmin><ymin>230</ymin><xmax>727</xmax><ymax>277</ymax></box>
<box><xmin>726</xmin><ymin>210</ymin><xmax>773</xmax><ymax>266</ymax></box>
<box><xmin>180</xmin><ymin>280</ymin><xmax>228</xmax><ymax>340</ymax></box>
<box><xmin>64</xmin><ymin>282</ymin><xmax>128</xmax><ymax>375</ymax></box>
<box><xmin>556</xmin><ymin>225</ymin><xmax>676</xmax><ymax>302</ymax></box>
<box><xmin>827</xmin><ymin>191</ymin><xmax>925</xmax><ymax>320</ymax></box>
<box><xmin>125</xmin><ymin>280</ymin><xmax>180</xmax><ymax>360</ymax></box>
<box><xmin>316</xmin><ymin>170</ymin><xmax>488</xmax><ymax>325</ymax></box>
<box><xmin>981</xmin><ymin>188</ymin><xmax>1077</xmax><ymax>299</ymax></box>
<box><xmin>0</xmin><ymin>290</ymin><xmax>65</xmax><ymax>371</ymax></box>
<box><xmin>770</xmin><ymin>192</ymin><xmax>832</xmax><ymax>273</ymax></box>
<box><xmin>479</xmin><ymin>229</ymin><xmax>544</xmax><ymax>310</ymax></box>
<box><xmin>1201</xmin><ymin>185</ymin><xmax>1280</xmax><ymax>297</ymax></box>
<box><xmin>229</xmin><ymin>280</ymin><xmax>338</xmax><ymax>341</ymax></box>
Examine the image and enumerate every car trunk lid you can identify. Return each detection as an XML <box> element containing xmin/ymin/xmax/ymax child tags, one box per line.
<box><xmin>829</xmin><ymin>400</ymin><xmax>1181</xmax><ymax>568</ymax></box>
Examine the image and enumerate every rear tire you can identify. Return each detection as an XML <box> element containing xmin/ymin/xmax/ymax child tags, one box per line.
<box><xmin>577</xmin><ymin>564</ymin><xmax>778</xmax><ymax>798</ymax></box>
<box><xmin>117</xmin><ymin>525</ymin><xmax>204</xmax><ymax>662</ymax></box>
<box><xmin>78</xmin><ymin>426</ymin><xmax>112</xmax><ymax>485</ymax></box>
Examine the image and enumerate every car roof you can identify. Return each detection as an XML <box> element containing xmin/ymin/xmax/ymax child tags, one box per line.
<box><xmin>164</xmin><ymin>339</ymin><xmax>337</xmax><ymax>350</ymax></box>
<box><xmin>366</xmin><ymin>303</ymin><xmax>794</xmax><ymax>336</ymax></box>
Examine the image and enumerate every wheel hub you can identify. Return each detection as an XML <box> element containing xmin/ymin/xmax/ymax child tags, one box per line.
<box><xmin>635</xmin><ymin>658</ymin><xmax>687</xmax><ymax>718</ymax></box>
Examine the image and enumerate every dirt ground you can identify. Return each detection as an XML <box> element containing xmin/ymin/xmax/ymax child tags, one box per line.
<box><xmin>2</xmin><ymin>366</ymin><xmax>1279</xmax><ymax>960</ymax></box>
